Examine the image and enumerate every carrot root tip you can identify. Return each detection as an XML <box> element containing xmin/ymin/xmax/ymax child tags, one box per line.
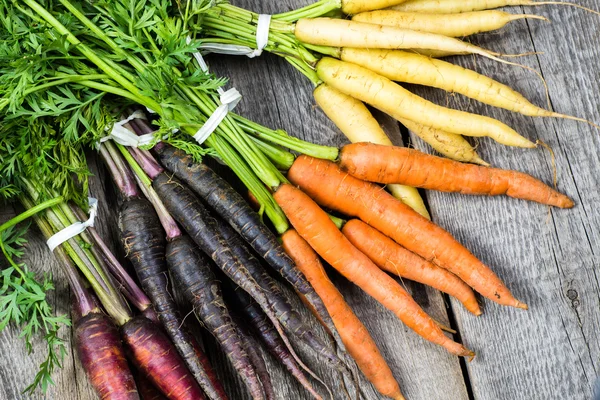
<box><xmin>516</xmin><ymin>301</ymin><xmax>529</xmax><ymax>310</ymax></box>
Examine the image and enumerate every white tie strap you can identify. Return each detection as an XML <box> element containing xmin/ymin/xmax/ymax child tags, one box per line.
<box><xmin>198</xmin><ymin>14</ymin><xmax>271</xmax><ymax>58</ymax></box>
<box><xmin>100</xmin><ymin>110</ymin><xmax>157</xmax><ymax>147</ymax></box>
<box><xmin>192</xmin><ymin>88</ymin><xmax>242</xmax><ymax>145</ymax></box>
<box><xmin>47</xmin><ymin>198</ymin><xmax>98</xmax><ymax>252</ymax></box>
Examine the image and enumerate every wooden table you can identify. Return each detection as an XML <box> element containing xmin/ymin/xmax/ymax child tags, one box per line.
<box><xmin>1</xmin><ymin>1</ymin><xmax>599</xmax><ymax>399</ymax></box>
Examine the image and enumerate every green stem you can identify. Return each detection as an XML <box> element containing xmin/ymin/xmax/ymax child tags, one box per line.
<box><xmin>285</xmin><ymin>56</ymin><xmax>320</xmax><ymax>85</ymax></box>
<box><xmin>23</xmin><ymin>0</ymin><xmax>161</xmax><ymax>112</ymax></box>
<box><xmin>115</xmin><ymin>144</ymin><xmax>152</xmax><ymax>187</ymax></box>
<box><xmin>0</xmin><ymin>196</ymin><xmax>65</xmax><ymax>234</ymax></box>
<box><xmin>233</xmin><ymin>114</ymin><xmax>340</xmax><ymax>160</ymax></box>
<box><xmin>248</xmin><ymin>137</ymin><xmax>295</xmax><ymax>171</ymax></box>
<box><xmin>206</xmin><ymin>135</ymin><xmax>289</xmax><ymax>234</ymax></box>
<box><xmin>273</xmin><ymin>0</ymin><xmax>342</xmax><ymax>22</ymax></box>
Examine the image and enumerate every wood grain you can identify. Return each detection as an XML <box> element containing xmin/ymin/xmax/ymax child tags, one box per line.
<box><xmin>1</xmin><ymin>1</ymin><xmax>599</xmax><ymax>399</ymax></box>
<box><xmin>405</xmin><ymin>4</ymin><xmax>600</xmax><ymax>400</ymax></box>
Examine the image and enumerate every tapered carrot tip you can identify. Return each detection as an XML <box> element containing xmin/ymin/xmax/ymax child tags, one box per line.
<box><xmin>474</xmin><ymin>308</ymin><xmax>483</xmax><ymax>317</ymax></box>
<box><xmin>394</xmin><ymin>394</ymin><xmax>406</xmax><ymax>400</ymax></box>
<box><xmin>516</xmin><ymin>301</ymin><xmax>529</xmax><ymax>310</ymax></box>
<box><xmin>463</xmin><ymin>348</ymin><xmax>475</xmax><ymax>358</ymax></box>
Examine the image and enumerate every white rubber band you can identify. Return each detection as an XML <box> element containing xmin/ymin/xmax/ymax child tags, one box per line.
<box><xmin>192</xmin><ymin>88</ymin><xmax>242</xmax><ymax>145</ymax></box>
<box><xmin>254</xmin><ymin>14</ymin><xmax>271</xmax><ymax>57</ymax></box>
<box><xmin>47</xmin><ymin>198</ymin><xmax>98</xmax><ymax>252</ymax></box>
<box><xmin>100</xmin><ymin>111</ymin><xmax>157</xmax><ymax>147</ymax></box>
<box><xmin>197</xmin><ymin>14</ymin><xmax>271</xmax><ymax>58</ymax></box>
<box><xmin>186</xmin><ymin>36</ymin><xmax>244</xmax><ymax>145</ymax></box>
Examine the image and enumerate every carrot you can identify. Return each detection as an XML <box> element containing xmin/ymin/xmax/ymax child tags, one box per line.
<box><xmin>274</xmin><ymin>184</ymin><xmax>473</xmax><ymax>357</ymax></box>
<box><xmin>281</xmin><ymin>229</ymin><xmax>405</xmax><ymax>399</ymax></box>
<box><xmin>167</xmin><ymin>235</ymin><xmax>265</xmax><ymax>400</ymax></box>
<box><xmin>234</xmin><ymin>317</ymin><xmax>276</xmax><ymax>400</ymax></box>
<box><xmin>340</xmin><ymin>48</ymin><xmax>587</xmax><ymax>123</ymax></box>
<box><xmin>400</xmin><ymin>119</ymin><xmax>489</xmax><ymax>165</ymax></box>
<box><xmin>121</xmin><ymin>316</ymin><xmax>206</xmax><ymax>400</ymax></box>
<box><xmin>151</xmin><ymin>173</ymin><xmax>336</xmax><ymax>382</ymax></box>
<box><xmin>390</xmin><ymin>0</ymin><xmax>600</xmax><ymax>15</ymax></box>
<box><xmin>405</xmin><ymin>49</ymin><xmax>468</xmax><ymax>58</ymax></box>
<box><xmin>230</xmin><ymin>287</ymin><xmax>322</xmax><ymax>400</ymax></box>
<box><xmin>135</xmin><ymin>371</ymin><xmax>168</xmax><ymax>400</ymax></box>
<box><xmin>76</xmin><ymin>312</ymin><xmax>140</xmax><ymax>400</ymax></box>
<box><xmin>119</xmin><ymin>198</ymin><xmax>225</xmax><ymax>400</ymax></box>
<box><xmin>287</xmin><ymin>155</ymin><xmax>527</xmax><ymax>309</ymax></box>
<box><xmin>342</xmin><ymin>220</ymin><xmax>481</xmax><ymax>315</ymax></box>
<box><xmin>339</xmin><ymin>143</ymin><xmax>574</xmax><ymax>208</ymax></box>
<box><xmin>316</xmin><ymin>57</ymin><xmax>535</xmax><ymax>148</ymax></box>
<box><xmin>154</xmin><ymin>145</ymin><xmax>337</xmax><ymax>341</ymax></box>
<box><xmin>214</xmin><ymin>217</ymin><xmax>346</xmax><ymax>372</ymax></box>
<box><xmin>342</xmin><ymin>0</ymin><xmax>411</xmax><ymax>15</ymax></box>
<box><xmin>352</xmin><ymin>10</ymin><xmax>545</xmax><ymax>37</ymax></box>
<box><xmin>313</xmin><ymin>83</ymin><xmax>431</xmax><ymax>219</ymax></box>
<box><xmin>294</xmin><ymin>18</ymin><xmax>513</xmax><ymax>64</ymax></box>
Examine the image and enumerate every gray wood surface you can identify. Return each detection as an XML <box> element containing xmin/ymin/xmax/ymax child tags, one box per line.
<box><xmin>1</xmin><ymin>1</ymin><xmax>598</xmax><ymax>399</ymax></box>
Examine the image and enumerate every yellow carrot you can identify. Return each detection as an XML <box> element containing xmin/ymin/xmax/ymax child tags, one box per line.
<box><xmin>294</xmin><ymin>18</ymin><xmax>510</xmax><ymax>64</ymax></box>
<box><xmin>313</xmin><ymin>83</ymin><xmax>431</xmax><ymax>218</ymax></box>
<box><xmin>352</xmin><ymin>10</ymin><xmax>546</xmax><ymax>37</ymax></box>
<box><xmin>391</xmin><ymin>0</ymin><xmax>599</xmax><ymax>15</ymax></box>
<box><xmin>316</xmin><ymin>57</ymin><xmax>535</xmax><ymax>148</ymax></box>
<box><xmin>342</xmin><ymin>0</ymin><xmax>410</xmax><ymax>15</ymax></box>
<box><xmin>340</xmin><ymin>48</ymin><xmax>586</xmax><ymax>124</ymax></box>
<box><xmin>400</xmin><ymin>118</ymin><xmax>489</xmax><ymax>165</ymax></box>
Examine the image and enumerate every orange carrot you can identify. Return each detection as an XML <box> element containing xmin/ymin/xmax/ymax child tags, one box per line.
<box><xmin>274</xmin><ymin>184</ymin><xmax>473</xmax><ymax>357</ymax></box>
<box><xmin>287</xmin><ymin>155</ymin><xmax>527</xmax><ymax>310</ymax></box>
<box><xmin>281</xmin><ymin>229</ymin><xmax>405</xmax><ymax>400</ymax></box>
<box><xmin>339</xmin><ymin>143</ymin><xmax>574</xmax><ymax>208</ymax></box>
<box><xmin>342</xmin><ymin>220</ymin><xmax>481</xmax><ymax>316</ymax></box>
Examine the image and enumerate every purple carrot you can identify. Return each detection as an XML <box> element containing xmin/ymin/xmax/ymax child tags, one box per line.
<box><xmin>167</xmin><ymin>235</ymin><xmax>263</xmax><ymax>400</ymax></box>
<box><xmin>233</xmin><ymin>315</ymin><xmax>276</xmax><ymax>400</ymax></box>
<box><xmin>230</xmin><ymin>287</ymin><xmax>323</xmax><ymax>400</ymax></box>
<box><xmin>30</xmin><ymin>211</ymin><xmax>140</xmax><ymax>400</ymax></box>
<box><xmin>122</xmin><ymin>316</ymin><xmax>206</xmax><ymax>400</ymax></box>
<box><xmin>100</xmin><ymin>140</ymin><xmax>226</xmax><ymax>400</ymax></box>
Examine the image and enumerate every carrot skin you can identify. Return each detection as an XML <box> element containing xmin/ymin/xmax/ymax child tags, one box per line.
<box><xmin>339</xmin><ymin>143</ymin><xmax>574</xmax><ymax>208</ymax></box>
<box><xmin>231</xmin><ymin>288</ymin><xmax>321</xmax><ymax>400</ymax></box>
<box><xmin>135</xmin><ymin>370</ymin><xmax>168</xmax><ymax>400</ymax></box>
<box><xmin>234</xmin><ymin>317</ymin><xmax>276</xmax><ymax>400</ymax></box>
<box><xmin>214</xmin><ymin>217</ymin><xmax>345</xmax><ymax>371</ymax></box>
<box><xmin>281</xmin><ymin>229</ymin><xmax>404</xmax><ymax>399</ymax></box>
<box><xmin>167</xmin><ymin>235</ymin><xmax>265</xmax><ymax>400</ymax></box>
<box><xmin>121</xmin><ymin>316</ymin><xmax>205</xmax><ymax>400</ymax></box>
<box><xmin>288</xmin><ymin>156</ymin><xmax>526</xmax><ymax>309</ymax></box>
<box><xmin>152</xmin><ymin>173</ymin><xmax>319</xmax><ymax>380</ymax></box>
<box><xmin>274</xmin><ymin>184</ymin><xmax>472</xmax><ymax>356</ymax></box>
<box><xmin>154</xmin><ymin>146</ymin><xmax>335</xmax><ymax>335</ymax></box>
<box><xmin>75</xmin><ymin>313</ymin><xmax>140</xmax><ymax>400</ymax></box>
<box><xmin>119</xmin><ymin>198</ymin><xmax>225</xmax><ymax>400</ymax></box>
<box><xmin>342</xmin><ymin>220</ymin><xmax>481</xmax><ymax>315</ymax></box>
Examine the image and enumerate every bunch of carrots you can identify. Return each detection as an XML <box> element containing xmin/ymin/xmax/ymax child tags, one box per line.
<box><xmin>0</xmin><ymin>0</ymin><xmax>590</xmax><ymax>399</ymax></box>
<box><xmin>192</xmin><ymin>0</ymin><xmax>597</xmax><ymax>217</ymax></box>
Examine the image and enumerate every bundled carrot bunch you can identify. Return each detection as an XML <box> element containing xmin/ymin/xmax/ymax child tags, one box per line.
<box><xmin>0</xmin><ymin>0</ymin><xmax>589</xmax><ymax>399</ymax></box>
<box><xmin>191</xmin><ymin>0</ymin><xmax>596</xmax><ymax>216</ymax></box>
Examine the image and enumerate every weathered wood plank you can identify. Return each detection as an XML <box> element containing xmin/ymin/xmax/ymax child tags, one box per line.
<box><xmin>405</xmin><ymin>4</ymin><xmax>600</xmax><ymax>400</ymax></box>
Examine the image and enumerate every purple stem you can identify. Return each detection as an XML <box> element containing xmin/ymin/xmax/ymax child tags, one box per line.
<box><xmin>56</xmin><ymin>248</ymin><xmax>98</xmax><ymax>319</ymax></box>
<box><xmin>99</xmin><ymin>142</ymin><xmax>140</xmax><ymax>199</ymax></box>
<box><xmin>30</xmin><ymin>213</ymin><xmax>98</xmax><ymax>318</ymax></box>
<box><xmin>71</xmin><ymin>205</ymin><xmax>158</xmax><ymax>323</ymax></box>
<box><xmin>130</xmin><ymin>117</ymin><xmax>165</xmax><ymax>151</ymax></box>
<box><xmin>131</xmin><ymin>173</ymin><xmax>183</xmax><ymax>241</ymax></box>
<box><xmin>127</xmin><ymin>146</ymin><xmax>163</xmax><ymax>180</ymax></box>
